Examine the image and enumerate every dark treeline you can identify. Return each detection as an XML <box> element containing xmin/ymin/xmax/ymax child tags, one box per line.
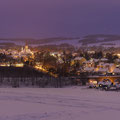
<box><xmin>0</xmin><ymin>66</ymin><xmax>87</xmax><ymax>88</ymax></box>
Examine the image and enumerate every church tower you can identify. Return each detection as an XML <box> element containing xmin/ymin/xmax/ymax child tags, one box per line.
<box><xmin>25</xmin><ymin>41</ymin><xmax>29</xmax><ymax>50</ymax></box>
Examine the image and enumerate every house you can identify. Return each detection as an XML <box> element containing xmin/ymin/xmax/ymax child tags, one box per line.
<box><xmin>95</xmin><ymin>62</ymin><xmax>116</xmax><ymax>73</ymax></box>
<box><xmin>71</xmin><ymin>57</ymin><xmax>86</xmax><ymax>66</ymax></box>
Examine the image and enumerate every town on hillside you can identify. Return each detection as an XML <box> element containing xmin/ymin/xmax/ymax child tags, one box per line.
<box><xmin>0</xmin><ymin>42</ymin><xmax>120</xmax><ymax>89</ymax></box>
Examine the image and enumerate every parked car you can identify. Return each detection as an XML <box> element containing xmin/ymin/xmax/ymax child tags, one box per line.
<box><xmin>98</xmin><ymin>79</ymin><xmax>120</xmax><ymax>91</ymax></box>
<box><xmin>89</xmin><ymin>80</ymin><xmax>98</xmax><ymax>88</ymax></box>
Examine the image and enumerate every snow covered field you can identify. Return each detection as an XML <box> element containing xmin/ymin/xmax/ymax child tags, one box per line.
<box><xmin>0</xmin><ymin>87</ymin><xmax>120</xmax><ymax>120</ymax></box>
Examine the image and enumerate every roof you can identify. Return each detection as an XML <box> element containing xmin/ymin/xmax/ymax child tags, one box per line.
<box><xmin>113</xmin><ymin>68</ymin><xmax>120</xmax><ymax>73</ymax></box>
<box><xmin>84</xmin><ymin>67</ymin><xmax>94</xmax><ymax>72</ymax></box>
<box><xmin>74</xmin><ymin>57</ymin><xmax>84</xmax><ymax>61</ymax></box>
<box><xmin>97</xmin><ymin>68</ymin><xmax>108</xmax><ymax>72</ymax></box>
<box><xmin>101</xmin><ymin>58</ymin><xmax>108</xmax><ymax>61</ymax></box>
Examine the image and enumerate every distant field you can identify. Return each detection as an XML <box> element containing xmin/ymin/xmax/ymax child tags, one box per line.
<box><xmin>0</xmin><ymin>37</ymin><xmax>80</xmax><ymax>47</ymax></box>
<box><xmin>79</xmin><ymin>34</ymin><xmax>120</xmax><ymax>47</ymax></box>
<box><xmin>0</xmin><ymin>35</ymin><xmax>120</xmax><ymax>48</ymax></box>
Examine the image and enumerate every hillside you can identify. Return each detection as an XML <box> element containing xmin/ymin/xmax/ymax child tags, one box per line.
<box><xmin>1</xmin><ymin>35</ymin><xmax>120</xmax><ymax>48</ymax></box>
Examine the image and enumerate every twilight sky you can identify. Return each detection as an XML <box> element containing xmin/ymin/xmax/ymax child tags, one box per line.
<box><xmin>0</xmin><ymin>0</ymin><xmax>120</xmax><ymax>38</ymax></box>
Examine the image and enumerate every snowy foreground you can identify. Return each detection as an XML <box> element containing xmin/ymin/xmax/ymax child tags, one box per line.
<box><xmin>0</xmin><ymin>87</ymin><xmax>120</xmax><ymax>120</ymax></box>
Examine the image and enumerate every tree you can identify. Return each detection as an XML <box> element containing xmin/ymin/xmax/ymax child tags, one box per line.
<box><xmin>93</xmin><ymin>51</ymin><xmax>103</xmax><ymax>59</ymax></box>
<box><xmin>84</xmin><ymin>52</ymin><xmax>90</xmax><ymax>60</ymax></box>
<box><xmin>43</xmin><ymin>52</ymin><xmax>57</xmax><ymax>70</ymax></box>
<box><xmin>106</xmin><ymin>53</ymin><xmax>114</xmax><ymax>63</ymax></box>
<box><xmin>79</xmin><ymin>72</ymin><xmax>89</xmax><ymax>85</ymax></box>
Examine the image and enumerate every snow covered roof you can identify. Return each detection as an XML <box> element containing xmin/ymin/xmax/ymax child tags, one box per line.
<box><xmin>74</xmin><ymin>57</ymin><xmax>85</xmax><ymax>61</ymax></box>
<box><xmin>101</xmin><ymin>58</ymin><xmax>108</xmax><ymax>61</ymax></box>
<box><xmin>97</xmin><ymin>68</ymin><xmax>108</xmax><ymax>72</ymax></box>
<box><xmin>84</xmin><ymin>60</ymin><xmax>93</xmax><ymax>64</ymax></box>
<box><xmin>98</xmin><ymin>63</ymin><xmax>115</xmax><ymax>67</ymax></box>
<box><xmin>84</xmin><ymin>61</ymin><xmax>92</xmax><ymax>64</ymax></box>
<box><xmin>93</xmin><ymin>59</ymin><xmax>99</xmax><ymax>62</ymax></box>
<box><xmin>109</xmin><ymin>63</ymin><xmax>115</xmax><ymax>66</ymax></box>
<box><xmin>116</xmin><ymin>59</ymin><xmax>120</xmax><ymax>62</ymax></box>
<box><xmin>113</xmin><ymin>68</ymin><xmax>120</xmax><ymax>73</ymax></box>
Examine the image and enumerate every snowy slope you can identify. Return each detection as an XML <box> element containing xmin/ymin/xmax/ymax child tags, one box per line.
<box><xmin>38</xmin><ymin>39</ymin><xmax>80</xmax><ymax>47</ymax></box>
<box><xmin>79</xmin><ymin>35</ymin><xmax>120</xmax><ymax>47</ymax></box>
<box><xmin>1</xmin><ymin>35</ymin><xmax>120</xmax><ymax>48</ymax></box>
<box><xmin>0</xmin><ymin>87</ymin><xmax>120</xmax><ymax>120</ymax></box>
<box><xmin>0</xmin><ymin>39</ymin><xmax>80</xmax><ymax>47</ymax></box>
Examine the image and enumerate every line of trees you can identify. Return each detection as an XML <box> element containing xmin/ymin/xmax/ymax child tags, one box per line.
<box><xmin>0</xmin><ymin>66</ymin><xmax>89</xmax><ymax>88</ymax></box>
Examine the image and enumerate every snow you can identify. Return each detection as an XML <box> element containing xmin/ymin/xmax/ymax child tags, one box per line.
<box><xmin>39</xmin><ymin>39</ymin><xmax>80</xmax><ymax>47</ymax></box>
<box><xmin>0</xmin><ymin>87</ymin><xmax>120</xmax><ymax>120</ymax></box>
<box><xmin>84</xmin><ymin>39</ymin><xmax>120</xmax><ymax>48</ymax></box>
<box><xmin>0</xmin><ymin>40</ymin><xmax>24</xmax><ymax>46</ymax></box>
<box><xmin>0</xmin><ymin>39</ymin><xmax>80</xmax><ymax>47</ymax></box>
<box><xmin>113</xmin><ymin>68</ymin><xmax>120</xmax><ymax>73</ymax></box>
<box><xmin>74</xmin><ymin>57</ymin><xmax>84</xmax><ymax>61</ymax></box>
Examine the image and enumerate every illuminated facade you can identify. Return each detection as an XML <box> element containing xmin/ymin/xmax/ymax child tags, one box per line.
<box><xmin>12</xmin><ymin>44</ymin><xmax>34</xmax><ymax>59</ymax></box>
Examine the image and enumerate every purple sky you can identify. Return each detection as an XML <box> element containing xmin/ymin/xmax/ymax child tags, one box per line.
<box><xmin>0</xmin><ymin>0</ymin><xmax>120</xmax><ymax>38</ymax></box>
